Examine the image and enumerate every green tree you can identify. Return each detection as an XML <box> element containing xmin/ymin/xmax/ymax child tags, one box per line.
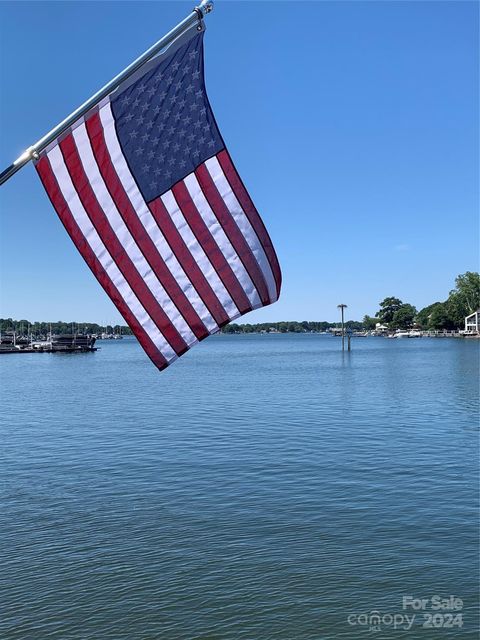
<box><xmin>362</xmin><ymin>315</ymin><xmax>377</xmax><ymax>330</ymax></box>
<box><xmin>345</xmin><ymin>320</ymin><xmax>363</xmax><ymax>330</ymax></box>
<box><xmin>428</xmin><ymin>304</ymin><xmax>456</xmax><ymax>330</ymax></box>
<box><xmin>446</xmin><ymin>272</ymin><xmax>480</xmax><ymax>328</ymax></box>
<box><xmin>376</xmin><ymin>297</ymin><xmax>403</xmax><ymax>324</ymax></box>
<box><xmin>222</xmin><ymin>323</ymin><xmax>238</xmax><ymax>334</ymax></box>
<box><xmin>391</xmin><ymin>304</ymin><xmax>417</xmax><ymax>329</ymax></box>
<box><xmin>415</xmin><ymin>302</ymin><xmax>443</xmax><ymax>329</ymax></box>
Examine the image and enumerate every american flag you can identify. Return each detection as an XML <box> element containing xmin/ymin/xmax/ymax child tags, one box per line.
<box><xmin>35</xmin><ymin>24</ymin><xmax>281</xmax><ymax>371</ymax></box>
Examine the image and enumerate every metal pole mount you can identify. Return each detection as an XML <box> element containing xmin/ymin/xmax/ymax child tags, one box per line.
<box><xmin>0</xmin><ymin>0</ymin><xmax>214</xmax><ymax>187</ymax></box>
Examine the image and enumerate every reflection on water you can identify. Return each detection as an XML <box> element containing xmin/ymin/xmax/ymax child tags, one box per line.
<box><xmin>1</xmin><ymin>335</ymin><xmax>479</xmax><ymax>638</ymax></box>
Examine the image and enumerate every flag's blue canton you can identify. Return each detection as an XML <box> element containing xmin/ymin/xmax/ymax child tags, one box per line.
<box><xmin>111</xmin><ymin>32</ymin><xmax>224</xmax><ymax>203</ymax></box>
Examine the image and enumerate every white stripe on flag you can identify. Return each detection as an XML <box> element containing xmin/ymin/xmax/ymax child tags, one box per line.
<box><xmin>72</xmin><ymin>124</ymin><xmax>197</xmax><ymax>348</ymax></box>
<box><xmin>98</xmin><ymin>103</ymin><xmax>218</xmax><ymax>334</ymax></box>
<box><xmin>183</xmin><ymin>173</ymin><xmax>261</xmax><ymax>309</ymax></box>
<box><xmin>47</xmin><ymin>145</ymin><xmax>177</xmax><ymax>363</ymax></box>
<box><xmin>160</xmin><ymin>190</ymin><xmax>240</xmax><ymax>320</ymax></box>
<box><xmin>205</xmin><ymin>156</ymin><xmax>278</xmax><ymax>303</ymax></box>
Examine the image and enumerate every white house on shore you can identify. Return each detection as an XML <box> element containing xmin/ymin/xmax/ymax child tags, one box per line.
<box><xmin>464</xmin><ymin>310</ymin><xmax>480</xmax><ymax>334</ymax></box>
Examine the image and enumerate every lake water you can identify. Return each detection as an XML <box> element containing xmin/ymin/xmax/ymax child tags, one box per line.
<box><xmin>1</xmin><ymin>334</ymin><xmax>479</xmax><ymax>639</ymax></box>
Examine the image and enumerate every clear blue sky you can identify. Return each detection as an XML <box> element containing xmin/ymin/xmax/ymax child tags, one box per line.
<box><xmin>0</xmin><ymin>0</ymin><xmax>478</xmax><ymax>325</ymax></box>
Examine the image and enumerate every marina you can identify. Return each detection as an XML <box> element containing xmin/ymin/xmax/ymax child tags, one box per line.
<box><xmin>0</xmin><ymin>333</ymin><xmax>97</xmax><ymax>354</ymax></box>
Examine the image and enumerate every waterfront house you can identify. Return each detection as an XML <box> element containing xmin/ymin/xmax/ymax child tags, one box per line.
<box><xmin>464</xmin><ymin>310</ymin><xmax>480</xmax><ymax>334</ymax></box>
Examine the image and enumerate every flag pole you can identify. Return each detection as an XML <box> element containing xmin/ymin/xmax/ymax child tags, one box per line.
<box><xmin>0</xmin><ymin>0</ymin><xmax>214</xmax><ymax>187</ymax></box>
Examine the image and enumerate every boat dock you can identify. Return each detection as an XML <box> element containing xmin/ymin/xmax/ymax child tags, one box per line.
<box><xmin>0</xmin><ymin>333</ymin><xmax>97</xmax><ymax>354</ymax></box>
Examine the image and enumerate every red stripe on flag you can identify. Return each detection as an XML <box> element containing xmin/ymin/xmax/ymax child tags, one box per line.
<box><xmin>171</xmin><ymin>181</ymin><xmax>252</xmax><ymax>315</ymax></box>
<box><xmin>216</xmin><ymin>150</ymin><xmax>282</xmax><ymax>299</ymax></box>
<box><xmin>149</xmin><ymin>197</ymin><xmax>231</xmax><ymax>327</ymax></box>
<box><xmin>195</xmin><ymin>163</ymin><xmax>270</xmax><ymax>306</ymax></box>
<box><xmin>85</xmin><ymin>113</ymin><xmax>209</xmax><ymax>342</ymax></box>
<box><xmin>59</xmin><ymin>134</ymin><xmax>188</xmax><ymax>357</ymax></box>
<box><xmin>35</xmin><ymin>156</ymin><xmax>169</xmax><ymax>371</ymax></box>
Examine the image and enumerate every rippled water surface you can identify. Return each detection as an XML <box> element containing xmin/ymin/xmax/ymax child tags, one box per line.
<box><xmin>1</xmin><ymin>335</ymin><xmax>479</xmax><ymax>639</ymax></box>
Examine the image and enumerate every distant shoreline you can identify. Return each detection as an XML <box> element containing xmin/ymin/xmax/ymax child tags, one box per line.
<box><xmin>1</xmin><ymin>326</ymin><xmax>477</xmax><ymax>356</ymax></box>
<box><xmin>0</xmin><ymin>319</ymin><xmax>362</xmax><ymax>338</ymax></box>
<box><xmin>1</xmin><ymin>318</ymin><xmax>478</xmax><ymax>340</ymax></box>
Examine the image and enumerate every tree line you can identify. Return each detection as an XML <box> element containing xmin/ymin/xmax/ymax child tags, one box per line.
<box><xmin>362</xmin><ymin>272</ymin><xmax>479</xmax><ymax>331</ymax></box>
<box><xmin>0</xmin><ymin>320</ymin><xmax>133</xmax><ymax>336</ymax></box>
<box><xmin>1</xmin><ymin>272</ymin><xmax>477</xmax><ymax>336</ymax></box>
<box><xmin>221</xmin><ymin>320</ymin><xmax>364</xmax><ymax>334</ymax></box>
<box><xmin>224</xmin><ymin>272</ymin><xmax>479</xmax><ymax>333</ymax></box>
